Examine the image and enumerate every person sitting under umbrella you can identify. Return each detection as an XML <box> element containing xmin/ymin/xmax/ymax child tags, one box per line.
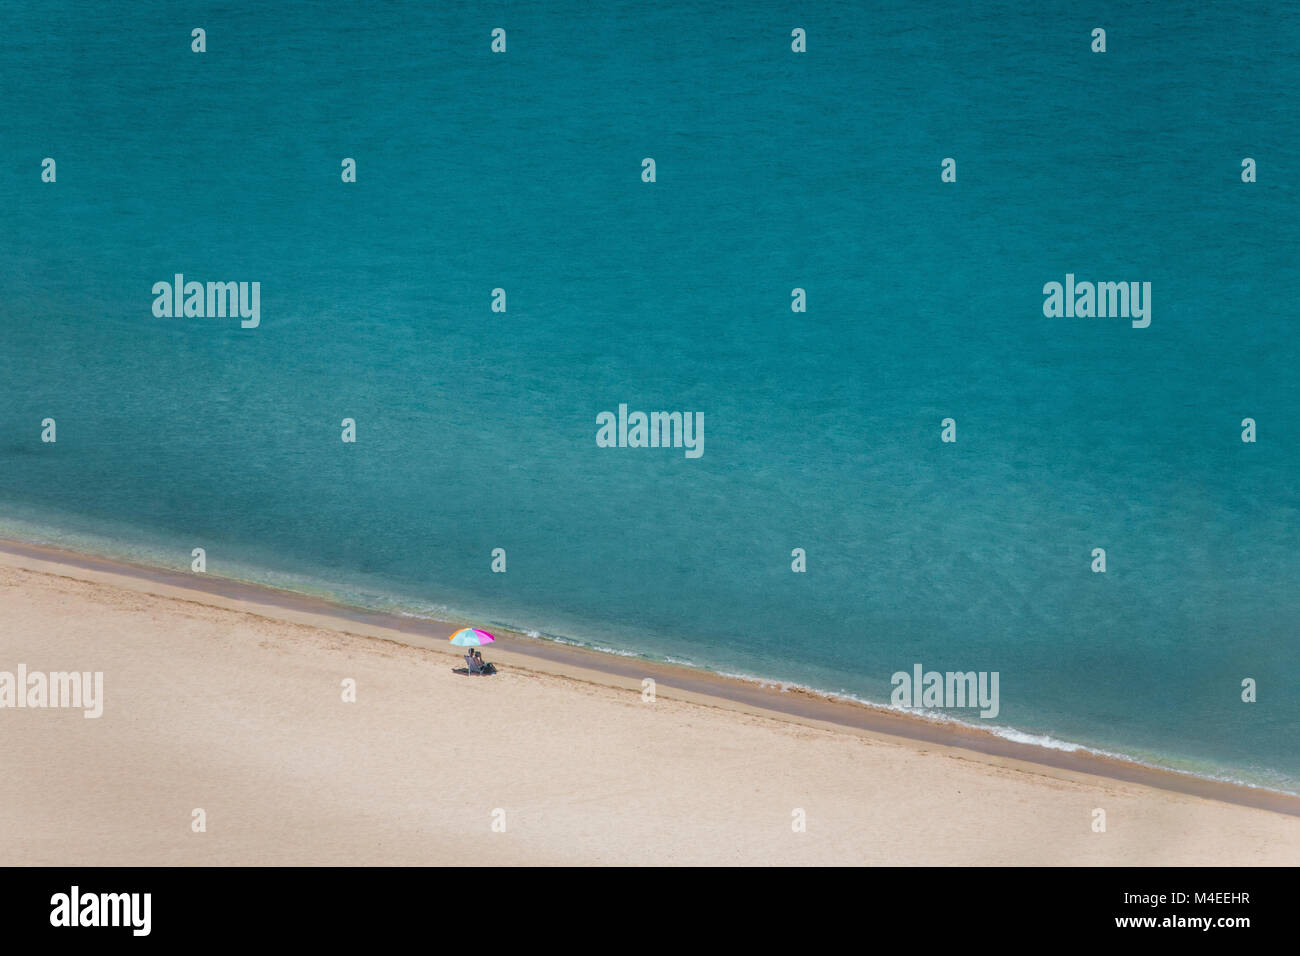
<box><xmin>472</xmin><ymin>650</ymin><xmax>497</xmax><ymax>675</ymax></box>
<box><xmin>450</xmin><ymin>628</ymin><xmax>498</xmax><ymax>675</ymax></box>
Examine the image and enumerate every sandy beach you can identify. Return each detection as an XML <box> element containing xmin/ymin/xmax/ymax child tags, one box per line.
<box><xmin>2</xmin><ymin>540</ymin><xmax>1298</xmax><ymax>866</ymax></box>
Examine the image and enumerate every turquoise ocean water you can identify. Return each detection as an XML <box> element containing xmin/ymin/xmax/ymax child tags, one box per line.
<box><xmin>2</xmin><ymin>2</ymin><xmax>1297</xmax><ymax>790</ymax></box>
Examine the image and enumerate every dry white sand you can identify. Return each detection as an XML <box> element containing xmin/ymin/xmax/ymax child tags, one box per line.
<box><xmin>2</xmin><ymin>553</ymin><xmax>1298</xmax><ymax>866</ymax></box>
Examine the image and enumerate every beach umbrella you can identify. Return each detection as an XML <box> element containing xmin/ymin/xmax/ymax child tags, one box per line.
<box><xmin>449</xmin><ymin>627</ymin><xmax>495</xmax><ymax>647</ymax></box>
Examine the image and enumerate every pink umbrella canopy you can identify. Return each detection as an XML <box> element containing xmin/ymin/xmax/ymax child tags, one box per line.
<box><xmin>448</xmin><ymin>628</ymin><xmax>495</xmax><ymax>647</ymax></box>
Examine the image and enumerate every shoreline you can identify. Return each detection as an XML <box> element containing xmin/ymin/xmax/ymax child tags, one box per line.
<box><xmin>3</xmin><ymin>536</ymin><xmax>1298</xmax><ymax>820</ymax></box>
